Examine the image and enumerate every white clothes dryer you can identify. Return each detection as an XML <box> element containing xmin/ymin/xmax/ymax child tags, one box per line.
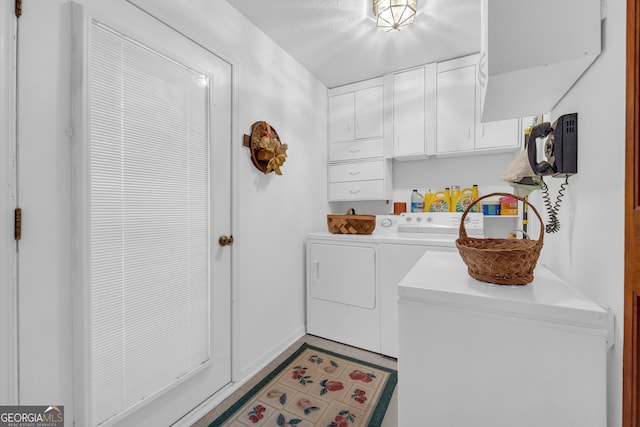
<box><xmin>306</xmin><ymin>212</ymin><xmax>486</xmax><ymax>356</ymax></box>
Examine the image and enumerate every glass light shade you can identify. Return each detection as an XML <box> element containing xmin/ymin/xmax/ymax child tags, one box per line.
<box><xmin>375</xmin><ymin>0</ymin><xmax>417</xmax><ymax>31</ymax></box>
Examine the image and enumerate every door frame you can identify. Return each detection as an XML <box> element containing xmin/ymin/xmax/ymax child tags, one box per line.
<box><xmin>0</xmin><ymin>1</ymin><xmax>18</xmax><ymax>405</ymax></box>
<box><xmin>624</xmin><ymin>0</ymin><xmax>640</xmax><ymax>425</ymax></box>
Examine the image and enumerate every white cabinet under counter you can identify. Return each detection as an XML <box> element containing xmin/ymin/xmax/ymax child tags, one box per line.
<box><xmin>398</xmin><ymin>250</ymin><xmax>612</xmax><ymax>427</ymax></box>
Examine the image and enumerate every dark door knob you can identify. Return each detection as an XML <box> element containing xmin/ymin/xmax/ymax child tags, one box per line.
<box><xmin>218</xmin><ymin>235</ymin><xmax>234</xmax><ymax>247</ymax></box>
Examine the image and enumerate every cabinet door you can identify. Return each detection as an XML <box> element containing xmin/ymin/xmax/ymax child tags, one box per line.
<box><xmin>355</xmin><ymin>85</ymin><xmax>384</xmax><ymax>139</ymax></box>
<box><xmin>436</xmin><ymin>65</ymin><xmax>476</xmax><ymax>154</ymax></box>
<box><xmin>476</xmin><ymin>118</ymin><xmax>519</xmax><ymax>150</ymax></box>
<box><xmin>308</xmin><ymin>243</ymin><xmax>376</xmax><ymax>309</ymax></box>
<box><xmin>329</xmin><ymin>92</ymin><xmax>354</xmax><ymax>142</ymax></box>
<box><xmin>393</xmin><ymin>67</ymin><xmax>425</xmax><ymax>157</ymax></box>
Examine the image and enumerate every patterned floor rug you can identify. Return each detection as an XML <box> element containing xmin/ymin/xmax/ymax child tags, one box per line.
<box><xmin>209</xmin><ymin>343</ymin><xmax>397</xmax><ymax>427</ymax></box>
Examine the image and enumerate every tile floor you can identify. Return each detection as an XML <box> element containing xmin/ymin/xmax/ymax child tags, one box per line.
<box><xmin>192</xmin><ymin>334</ymin><xmax>398</xmax><ymax>427</ymax></box>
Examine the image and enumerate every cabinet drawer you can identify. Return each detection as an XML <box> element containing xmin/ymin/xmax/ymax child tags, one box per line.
<box><xmin>329</xmin><ymin>161</ymin><xmax>384</xmax><ymax>183</ymax></box>
<box><xmin>328</xmin><ymin>180</ymin><xmax>385</xmax><ymax>201</ymax></box>
<box><xmin>329</xmin><ymin>139</ymin><xmax>384</xmax><ymax>162</ymax></box>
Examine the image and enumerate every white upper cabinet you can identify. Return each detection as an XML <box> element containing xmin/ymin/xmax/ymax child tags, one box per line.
<box><xmin>479</xmin><ymin>0</ymin><xmax>601</xmax><ymax>122</ymax></box>
<box><xmin>436</xmin><ymin>59</ymin><xmax>477</xmax><ymax>154</ymax></box>
<box><xmin>355</xmin><ymin>86</ymin><xmax>384</xmax><ymax>139</ymax></box>
<box><xmin>329</xmin><ymin>78</ymin><xmax>383</xmax><ymax>143</ymax></box>
<box><xmin>436</xmin><ymin>55</ymin><xmax>519</xmax><ymax>157</ymax></box>
<box><xmin>329</xmin><ymin>92</ymin><xmax>355</xmax><ymax>143</ymax></box>
<box><xmin>392</xmin><ymin>64</ymin><xmax>436</xmax><ymax>160</ymax></box>
<box><xmin>475</xmin><ymin>119</ymin><xmax>519</xmax><ymax>150</ymax></box>
<box><xmin>327</xmin><ymin>77</ymin><xmax>392</xmax><ymax>201</ymax></box>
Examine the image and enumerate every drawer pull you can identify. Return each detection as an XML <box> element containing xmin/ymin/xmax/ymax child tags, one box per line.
<box><xmin>349</xmin><ymin>189</ymin><xmax>361</xmax><ymax>194</ymax></box>
<box><xmin>348</xmin><ymin>148</ymin><xmax>361</xmax><ymax>153</ymax></box>
<box><xmin>349</xmin><ymin>171</ymin><xmax>361</xmax><ymax>176</ymax></box>
<box><xmin>314</xmin><ymin>260</ymin><xmax>320</xmax><ymax>281</ymax></box>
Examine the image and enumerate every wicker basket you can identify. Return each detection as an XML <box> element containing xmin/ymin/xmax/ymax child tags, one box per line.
<box><xmin>327</xmin><ymin>208</ymin><xmax>376</xmax><ymax>235</ymax></box>
<box><xmin>456</xmin><ymin>192</ymin><xmax>544</xmax><ymax>285</ymax></box>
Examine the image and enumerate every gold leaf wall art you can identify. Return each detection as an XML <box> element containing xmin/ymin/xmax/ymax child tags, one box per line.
<box><xmin>243</xmin><ymin>121</ymin><xmax>288</xmax><ymax>175</ymax></box>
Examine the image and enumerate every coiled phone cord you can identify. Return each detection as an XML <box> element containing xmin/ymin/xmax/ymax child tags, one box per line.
<box><xmin>540</xmin><ymin>176</ymin><xmax>569</xmax><ymax>233</ymax></box>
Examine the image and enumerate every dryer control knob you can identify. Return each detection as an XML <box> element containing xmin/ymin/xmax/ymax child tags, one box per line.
<box><xmin>380</xmin><ymin>218</ymin><xmax>392</xmax><ymax>227</ymax></box>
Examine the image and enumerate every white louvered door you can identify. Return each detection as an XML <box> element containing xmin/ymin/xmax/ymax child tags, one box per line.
<box><xmin>70</xmin><ymin>3</ymin><xmax>231</xmax><ymax>426</ymax></box>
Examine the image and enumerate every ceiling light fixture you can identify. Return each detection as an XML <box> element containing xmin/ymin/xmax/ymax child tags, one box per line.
<box><xmin>374</xmin><ymin>0</ymin><xmax>417</xmax><ymax>32</ymax></box>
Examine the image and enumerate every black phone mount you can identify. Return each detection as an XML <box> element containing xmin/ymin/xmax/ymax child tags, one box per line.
<box><xmin>527</xmin><ymin>113</ymin><xmax>578</xmax><ymax>177</ymax></box>
<box><xmin>525</xmin><ymin>113</ymin><xmax>578</xmax><ymax>233</ymax></box>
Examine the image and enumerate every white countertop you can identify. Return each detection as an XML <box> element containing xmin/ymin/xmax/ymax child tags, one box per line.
<box><xmin>398</xmin><ymin>250</ymin><xmax>610</xmax><ymax>332</ymax></box>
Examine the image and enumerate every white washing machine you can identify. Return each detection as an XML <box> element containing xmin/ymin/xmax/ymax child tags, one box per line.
<box><xmin>306</xmin><ymin>212</ymin><xmax>485</xmax><ymax>356</ymax></box>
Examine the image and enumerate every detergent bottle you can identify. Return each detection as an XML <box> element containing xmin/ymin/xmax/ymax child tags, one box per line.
<box><xmin>410</xmin><ymin>189</ymin><xmax>424</xmax><ymax>212</ymax></box>
<box><xmin>423</xmin><ymin>189</ymin><xmax>433</xmax><ymax>212</ymax></box>
<box><xmin>455</xmin><ymin>184</ymin><xmax>479</xmax><ymax>212</ymax></box>
<box><xmin>428</xmin><ymin>188</ymin><xmax>451</xmax><ymax>212</ymax></box>
<box><xmin>450</xmin><ymin>185</ymin><xmax>460</xmax><ymax>212</ymax></box>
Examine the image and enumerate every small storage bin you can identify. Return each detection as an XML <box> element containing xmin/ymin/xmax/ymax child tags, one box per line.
<box><xmin>482</xmin><ymin>201</ymin><xmax>500</xmax><ymax>216</ymax></box>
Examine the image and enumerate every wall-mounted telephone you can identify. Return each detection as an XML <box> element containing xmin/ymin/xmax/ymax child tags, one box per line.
<box><xmin>527</xmin><ymin>113</ymin><xmax>578</xmax><ymax>177</ymax></box>
<box><xmin>526</xmin><ymin>113</ymin><xmax>578</xmax><ymax>233</ymax></box>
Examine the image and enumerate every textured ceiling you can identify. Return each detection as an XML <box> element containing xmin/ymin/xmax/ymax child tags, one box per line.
<box><xmin>225</xmin><ymin>0</ymin><xmax>481</xmax><ymax>88</ymax></box>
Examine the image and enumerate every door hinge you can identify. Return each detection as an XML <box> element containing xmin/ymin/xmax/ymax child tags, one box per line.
<box><xmin>14</xmin><ymin>208</ymin><xmax>21</xmax><ymax>240</ymax></box>
<box><xmin>15</xmin><ymin>0</ymin><xmax>22</xmax><ymax>17</ymax></box>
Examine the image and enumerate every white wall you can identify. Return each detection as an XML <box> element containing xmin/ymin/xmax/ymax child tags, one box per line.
<box><xmin>14</xmin><ymin>0</ymin><xmax>328</xmax><ymax>421</ymax></box>
<box><xmin>527</xmin><ymin>4</ymin><xmax>625</xmax><ymax>426</ymax></box>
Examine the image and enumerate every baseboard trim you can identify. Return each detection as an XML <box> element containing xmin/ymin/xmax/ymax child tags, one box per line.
<box><xmin>236</xmin><ymin>325</ymin><xmax>306</xmax><ymax>380</ymax></box>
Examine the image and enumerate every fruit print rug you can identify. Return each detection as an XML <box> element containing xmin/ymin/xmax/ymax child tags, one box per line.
<box><xmin>208</xmin><ymin>343</ymin><xmax>397</xmax><ymax>427</ymax></box>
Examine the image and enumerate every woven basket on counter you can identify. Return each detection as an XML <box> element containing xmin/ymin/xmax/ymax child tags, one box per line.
<box><xmin>456</xmin><ymin>192</ymin><xmax>544</xmax><ymax>285</ymax></box>
<box><xmin>327</xmin><ymin>208</ymin><xmax>376</xmax><ymax>235</ymax></box>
